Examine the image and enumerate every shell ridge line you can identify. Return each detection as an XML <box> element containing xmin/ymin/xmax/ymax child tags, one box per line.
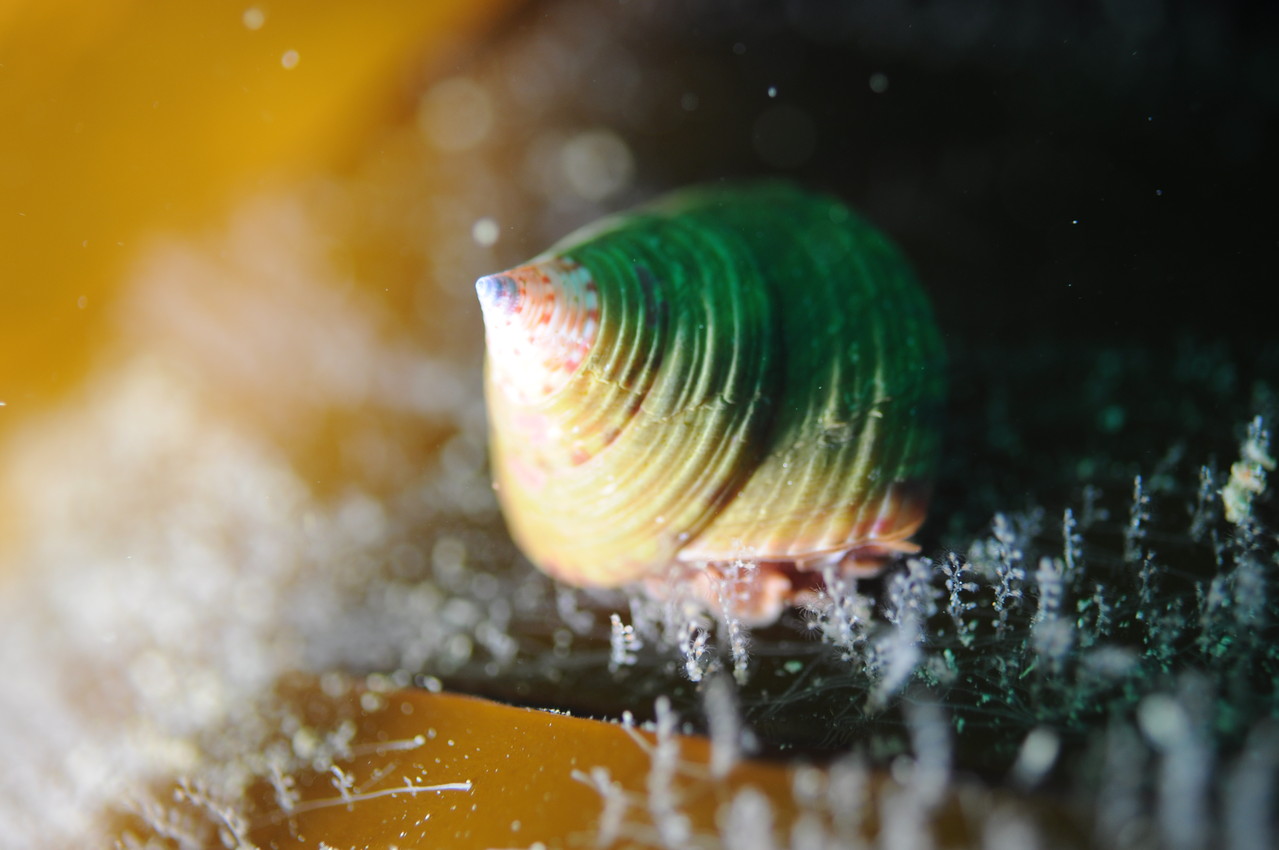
<box><xmin>846</xmin><ymin>226</ymin><xmax>892</xmax><ymax>543</ymax></box>
<box><xmin>845</xmin><ymin>223</ymin><xmax>935</xmax><ymax>545</ymax></box>
<box><xmin>691</xmin><ymin>192</ymin><xmax>849</xmax><ymax>547</ymax></box>
<box><xmin>680</xmin><ymin>198</ymin><xmax>786</xmax><ymax>494</ymax></box>
<box><xmin>633</xmin><ymin>206</ymin><xmax>781</xmax><ymax>528</ymax></box>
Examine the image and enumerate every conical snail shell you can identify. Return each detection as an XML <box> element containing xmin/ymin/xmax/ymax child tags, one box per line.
<box><xmin>477</xmin><ymin>182</ymin><xmax>944</xmax><ymax>623</ymax></box>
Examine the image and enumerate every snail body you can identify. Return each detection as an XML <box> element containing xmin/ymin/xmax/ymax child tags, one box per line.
<box><xmin>476</xmin><ymin>182</ymin><xmax>944</xmax><ymax>623</ymax></box>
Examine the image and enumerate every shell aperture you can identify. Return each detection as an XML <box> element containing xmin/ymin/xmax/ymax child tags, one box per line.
<box><xmin>477</xmin><ymin>182</ymin><xmax>945</xmax><ymax>623</ymax></box>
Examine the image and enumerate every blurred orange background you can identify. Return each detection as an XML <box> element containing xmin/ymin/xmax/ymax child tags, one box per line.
<box><xmin>0</xmin><ymin>0</ymin><xmax>513</xmax><ymax>442</ymax></box>
<box><xmin>0</xmin><ymin>0</ymin><xmax>526</xmax><ymax>567</ymax></box>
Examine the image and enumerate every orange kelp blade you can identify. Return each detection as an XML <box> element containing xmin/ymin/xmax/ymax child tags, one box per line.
<box><xmin>107</xmin><ymin>682</ymin><xmax>1075</xmax><ymax>849</ymax></box>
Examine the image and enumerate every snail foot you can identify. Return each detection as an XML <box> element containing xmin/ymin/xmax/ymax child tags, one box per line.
<box><xmin>649</xmin><ymin>540</ymin><xmax>919</xmax><ymax>628</ymax></box>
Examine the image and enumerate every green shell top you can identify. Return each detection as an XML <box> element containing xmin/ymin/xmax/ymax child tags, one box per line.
<box><xmin>476</xmin><ymin>181</ymin><xmax>945</xmax><ymax>623</ymax></box>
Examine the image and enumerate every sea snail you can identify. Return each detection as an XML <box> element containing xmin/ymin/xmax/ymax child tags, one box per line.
<box><xmin>476</xmin><ymin>182</ymin><xmax>944</xmax><ymax>625</ymax></box>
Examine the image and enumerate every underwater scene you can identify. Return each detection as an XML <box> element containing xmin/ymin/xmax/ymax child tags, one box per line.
<box><xmin>1</xmin><ymin>1</ymin><xmax>1276</xmax><ymax>847</ymax></box>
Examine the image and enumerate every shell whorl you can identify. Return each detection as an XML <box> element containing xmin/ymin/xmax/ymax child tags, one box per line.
<box><xmin>478</xmin><ymin>182</ymin><xmax>945</xmax><ymax>608</ymax></box>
